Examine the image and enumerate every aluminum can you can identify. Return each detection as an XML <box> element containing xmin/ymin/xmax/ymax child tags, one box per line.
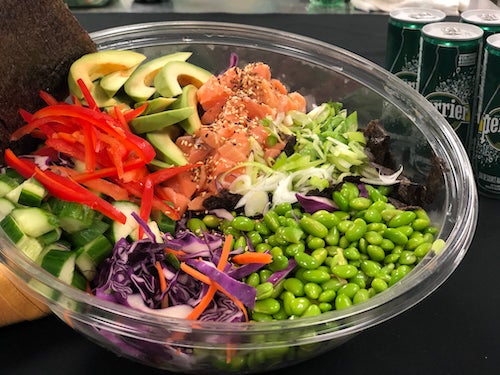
<box><xmin>418</xmin><ymin>22</ymin><xmax>484</xmax><ymax>149</ymax></box>
<box><xmin>386</xmin><ymin>7</ymin><xmax>446</xmax><ymax>89</ymax></box>
<box><xmin>470</xmin><ymin>34</ymin><xmax>500</xmax><ymax>198</ymax></box>
<box><xmin>461</xmin><ymin>9</ymin><xmax>500</xmax><ymax>40</ymax></box>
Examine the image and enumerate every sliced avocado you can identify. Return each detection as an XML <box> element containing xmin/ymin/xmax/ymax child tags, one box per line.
<box><xmin>154</xmin><ymin>60</ymin><xmax>213</xmax><ymax>98</ymax></box>
<box><xmin>172</xmin><ymin>84</ymin><xmax>203</xmax><ymax>135</ymax></box>
<box><xmin>129</xmin><ymin>107</ymin><xmax>195</xmax><ymax>134</ymax></box>
<box><xmin>124</xmin><ymin>52</ymin><xmax>192</xmax><ymax>103</ymax></box>
<box><xmin>148</xmin><ymin>158</ymin><xmax>175</xmax><ymax>171</ymax></box>
<box><xmin>146</xmin><ymin>127</ymin><xmax>188</xmax><ymax>166</ymax></box>
<box><xmin>135</xmin><ymin>97</ymin><xmax>177</xmax><ymax>115</ymax></box>
<box><xmin>99</xmin><ymin>64</ymin><xmax>142</xmax><ymax>97</ymax></box>
<box><xmin>68</xmin><ymin>50</ymin><xmax>146</xmax><ymax>106</ymax></box>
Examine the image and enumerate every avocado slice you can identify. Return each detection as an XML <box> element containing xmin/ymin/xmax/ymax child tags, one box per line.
<box><xmin>129</xmin><ymin>107</ymin><xmax>195</xmax><ymax>134</ymax></box>
<box><xmin>146</xmin><ymin>127</ymin><xmax>188</xmax><ymax>166</ymax></box>
<box><xmin>68</xmin><ymin>50</ymin><xmax>146</xmax><ymax>106</ymax></box>
<box><xmin>171</xmin><ymin>84</ymin><xmax>203</xmax><ymax>135</ymax></box>
<box><xmin>135</xmin><ymin>97</ymin><xmax>177</xmax><ymax>115</ymax></box>
<box><xmin>124</xmin><ymin>52</ymin><xmax>192</xmax><ymax>103</ymax></box>
<box><xmin>154</xmin><ymin>60</ymin><xmax>213</xmax><ymax>98</ymax></box>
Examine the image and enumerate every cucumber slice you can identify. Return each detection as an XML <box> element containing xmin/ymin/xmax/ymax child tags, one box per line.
<box><xmin>1</xmin><ymin>213</ymin><xmax>27</xmax><ymax>244</ymax></box>
<box><xmin>6</xmin><ymin>177</ymin><xmax>47</xmax><ymax>207</ymax></box>
<box><xmin>0</xmin><ymin>174</ymin><xmax>20</xmax><ymax>197</ymax></box>
<box><xmin>38</xmin><ymin>246</ymin><xmax>77</xmax><ymax>284</ymax></box>
<box><xmin>0</xmin><ymin>197</ymin><xmax>16</xmax><ymax>220</ymax></box>
<box><xmin>0</xmin><ymin>213</ymin><xmax>44</xmax><ymax>260</ymax></box>
<box><xmin>128</xmin><ymin>220</ymin><xmax>163</xmax><ymax>243</ymax></box>
<box><xmin>38</xmin><ymin>227</ymin><xmax>63</xmax><ymax>245</ymax></box>
<box><xmin>109</xmin><ymin>201</ymin><xmax>140</xmax><ymax>243</ymax></box>
<box><xmin>67</xmin><ymin>219</ymin><xmax>110</xmax><ymax>247</ymax></box>
<box><xmin>48</xmin><ymin>198</ymin><xmax>96</xmax><ymax>233</ymax></box>
<box><xmin>75</xmin><ymin>234</ymin><xmax>113</xmax><ymax>280</ymax></box>
<box><xmin>10</xmin><ymin>207</ymin><xmax>59</xmax><ymax>238</ymax></box>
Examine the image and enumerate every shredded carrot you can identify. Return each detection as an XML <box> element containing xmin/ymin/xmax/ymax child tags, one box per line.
<box><xmin>232</xmin><ymin>252</ymin><xmax>273</xmax><ymax>265</ymax></box>
<box><xmin>155</xmin><ymin>261</ymin><xmax>167</xmax><ymax>292</ymax></box>
<box><xmin>181</xmin><ymin>262</ymin><xmax>249</xmax><ymax>322</ymax></box>
<box><xmin>185</xmin><ymin>235</ymin><xmax>234</xmax><ymax>320</ymax></box>
<box><xmin>217</xmin><ymin>234</ymin><xmax>233</xmax><ymax>271</ymax></box>
<box><xmin>164</xmin><ymin>247</ymin><xmax>188</xmax><ymax>258</ymax></box>
<box><xmin>155</xmin><ymin>261</ymin><xmax>168</xmax><ymax>309</ymax></box>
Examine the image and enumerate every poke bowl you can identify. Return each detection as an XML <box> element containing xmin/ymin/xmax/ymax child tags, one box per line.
<box><xmin>0</xmin><ymin>21</ymin><xmax>478</xmax><ymax>373</ymax></box>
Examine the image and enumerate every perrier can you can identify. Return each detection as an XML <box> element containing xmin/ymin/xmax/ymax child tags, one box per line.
<box><xmin>386</xmin><ymin>7</ymin><xmax>446</xmax><ymax>89</ymax></box>
<box><xmin>461</xmin><ymin>9</ymin><xmax>500</xmax><ymax>40</ymax></box>
<box><xmin>470</xmin><ymin>34</ymin><xmax>500</xmax><ymax>198</ymax></box>
<box><xmin>418</xmin><ymin>22</ymin><xmax>484</xmax><ymax>150</ymax></box>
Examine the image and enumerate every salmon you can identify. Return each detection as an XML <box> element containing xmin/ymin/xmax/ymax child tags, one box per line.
<box><xmin>162</xmin><ymin>62</ymin><xmax>307</xmax><ymax>213</ymax></box>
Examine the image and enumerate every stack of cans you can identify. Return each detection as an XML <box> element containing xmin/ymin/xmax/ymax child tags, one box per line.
<box><xmin>461</xmin><ymin>9</ymin><xmax>500</xmax><ymax>198</ymax></box>
<box><xmin>386</xmin><ymin>8</ymin><xmax>500</xmax><ymax>198</ymax></box>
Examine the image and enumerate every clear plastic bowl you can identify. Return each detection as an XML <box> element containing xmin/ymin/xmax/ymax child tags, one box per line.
<box><xmin>0</xmin><ymin>21</ymin><xmax>478</xmax><ymax>373</ymax></box>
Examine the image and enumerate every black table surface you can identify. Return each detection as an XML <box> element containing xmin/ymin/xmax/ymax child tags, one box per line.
<box><xmin>2</xmin><ymin>12</ymin><xmax>499</xmax><ymax>375</ymax></box>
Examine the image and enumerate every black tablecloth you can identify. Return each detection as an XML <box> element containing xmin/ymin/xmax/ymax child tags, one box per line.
<box><xmin>2</xmin><ymin>12</ymin><xmax>499</xmax><ymax>375</ymax></box>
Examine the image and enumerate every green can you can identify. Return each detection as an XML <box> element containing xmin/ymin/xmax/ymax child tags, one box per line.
<box><xmin>386</xmin><ymin>7</ymin><xmax>446</xmax><ymax>89</ymax></box>
<box><xmin>461</xmin><ymin>9</ymin><xmax>500</xmax><ymax>40</ymax></box>
<box><xmin>470</xmin><ymin>34</ymin><xmax>500</xmax><ymax>198</ymax></box>
<box><xmin>418</xmin><ymin>22</ymin><xmax>484</xmax><ymax>149</ymax></box>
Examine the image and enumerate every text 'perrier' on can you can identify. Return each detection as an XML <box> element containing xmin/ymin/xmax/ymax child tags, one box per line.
<box><xmin>417</xmin><ymin>22</ymin><xmax>484</xmax><ymax>150</ymax></box>
<box><xmin>460</xmin><ymin>8</ymin><xmax>500</xmax><ymax>40</ymax></box>
<box><xmin>470</xmin><ymin>34</ymin><xmax>500</xmax><ymax>198</ymax></box>
<box><xmin>386</xmin><ymin>8</ymin><xmax>446</xmax><ymax>89</ymax></box>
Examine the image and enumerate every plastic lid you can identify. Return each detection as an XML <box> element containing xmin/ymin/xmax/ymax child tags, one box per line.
<box><xmin>390</xmin><ymin>7</ymin><xmax>446</xmax><ymax>23</ymax></box>
<box><xmin>422</xmin><ymin>22</ymin><xmax>484</xmax><ymax>41</ymax></box>
<box><xmin>461</xmin><ymin>8</ymin><xmax>500</xmax><ymax>25</ymax></box>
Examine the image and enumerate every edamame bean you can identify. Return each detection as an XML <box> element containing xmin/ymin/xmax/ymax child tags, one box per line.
<box><xmin>285</xmin><ymin>242</ymin><xmax>305</xmax><ymax>257</ymax></box>
<box><xmin>337</xmin><ymin>282</ymin><xmax>360</xmax><ymax>298</ymax></box>
<box><xmin>353</xmin><ymin>288</ymin><xmax>370</xmax><ymax>304</ymax></box>
<box><xmin>276</xmin><ymin>226</ymin><xmax>305</xmax><ymax>244</ymax></box>
<box><xmin>318</xmin><ymin>289</ymin><xmax>336</xmax><ymax>303</ymax></box>
<box><xmin>290</xmin><ymin>297</ymin><xmax>311</xmax><ymax>316</ymax></box>
<box><xmin>307</xmin><ymin>236</ymin><xmax>326</xmax><ymax>250</ymax></box>
<box><xmin>364</xmin><ymin>230</ymin><xmax>383</xmax><ymax>245</ymax></box>
<box><xmin>333</xmin><ymin>191</ymin><xmax>350</xmax><ymax>212</ymax></box>
<box><xmin>302</xmin><ymin>269</ymin><xmax>331</xmax><ymax>283</ymax></box>
<box><xmin>302</xmin><ymin>304</ymin><xmax>322</xmax><ymax>317</ymax></box>
<box><xmin>304</xmin><ymin>282</ymin><xmax>322</xmax><ymax>300</ymax></box>
<box><xmin>246</xmin><ymin>272</ymin><xmax>261</xmax><ymax>288</ymax></box>
<box><xmin>274</xmin><ymin>202</ymin><xmax>293</xmax><ymax>216</ymax></box>
<box><xmin>255</xmin><ymin>282</ymin><xmax>274</xmax><ymax>300</ymax></box>
<box><xmin>283</xmin><ymin>277</ymin><xmax>305</xmax><ymax>296</ymax></box>
<box><xmin>231</xmin><ymin>216</ymin><xmax>255</xmax><ymax>232</ymax></box>
<box><xmin>384</xmin><ymin>228</ymin><xmax>408</xmax><ymax>245</ymax></box>
<box><xmin>300</xmin><ymin>216</ymin><xmax>329</xmax><ymax>238</ymax></box>
<box><xmin>335</xmin><ymin>294</ymin><xmax>353</xmax><ymax>310</ymax></box>
<box><xmin>331</xmin><ymin>263</ymin><xmax>358</xmax><ymax>279</ymax></box>
<box><xmin>254</xmin><ymin>298</ymin><xmax>281</xmax><ymax>315</ymax></box>
<box><xmin>398</xmin><ymin>250</ymin><xmax>417</xmax><ymax>265</ymax></box>
<box><xmin>388</xmin><ymin>210</ymin><xmax>417</xmax><ymax>228</ymax></box>
<box><xmin>345</xmin><ymin>218</ymin><xmax>367</xmax><ymax>242</ymax></box>
<box><xmin>202</xmin><ymin>214</ymin><xmax>220</xmax><ymax>228</ymax></box>
<box><xmin>294</xmin><ymin>251</ymin><xmax>320</xmax><ymax>270</ymax></box>
<box><xmin>263</xmin><ymin>211</ymin><xmax>280</xmax><ymax>232</ymax></box>
<box><xmin>187</xmin><ymin>218</ymin><xmax>207</xmax><ymax>235</ymax></box>
<box><xmin>364</xmin><ymin>207</ymin><xmax>383</xmax><ymax>223</ymax></box>
<box><xmin>350</xmin><ymin>197</ymin><xmax>372</xmax><ymax>211</ymax></box>
<box><xmin>367</xmin><ymin>244</ymin><xmax>385</xmax><ymax>262</ymax></box>
<box><xmin>414</xmin><ymin>242</ymin><xmax>432</xmax><ymax>258</ymax></box>
<box><xmin>311</xmin><ymin>210</ymin><xmax>340</xmax><ymax>228</ymax></box>
<box><xmin>371</xmin><ymin>277</ymin><xmax>388</xmax><ymax>293</ymax></box>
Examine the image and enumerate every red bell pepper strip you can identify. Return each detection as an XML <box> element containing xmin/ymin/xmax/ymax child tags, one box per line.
<box><xmin>138</xmin><ymin>176</ymin><xmax>154</xmax><ymax>239</ymax></box>
<box><xmin>39</xmin><ymin>90</ymin><xmax>60</xmax><ymax>106</ymax></box>
<box><xmin>147</xmin><ymin>162</ymin><xmax>203</xmax><ymax>185</ymax></box>
<box><xmin>77</xmin><ymin>78</ymin><xmax>98</xmax><ymax>111</ymax></box>
<box><xmin>4</xmin><ymin>149</ymin><xmax>127</xmax><ymax>224</ymax></box>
